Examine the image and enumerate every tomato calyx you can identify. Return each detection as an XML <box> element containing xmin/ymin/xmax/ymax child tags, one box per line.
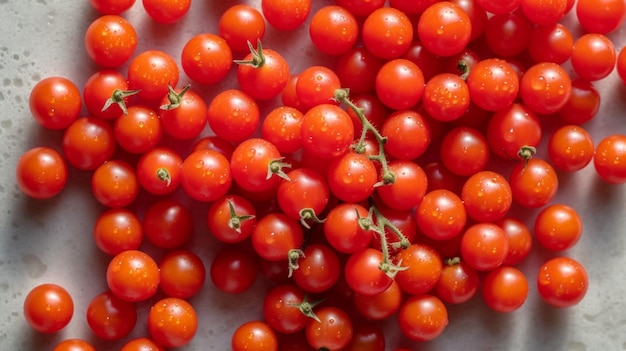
<box><xmin>299</xmin><ymin>208</ymin><xmax>325</xmax><ymax>229</ymax></box>
<box><xmin>156</xmin><ymin>167</ymin><xmax>172</xmax><ymax>187</ymax></box>
<box><xmin>233</xmin><ymin>39</ymin><xmax>266</xmax><ymax>68</ymax></box>
<box><xmin>517</xmin><ymin>145</ymin><xmax>537</xmax><ymax>162</ymax></box>
<box><xmin>160</xmin><ymin>84</ymin><xmax>191</xmax><ymax>110</ymax></box>
<box><xmin>267</xmin><ymin>158</ymin><xmax>292</xmax><ymax>181</ymax></box>
<box><xmin>287</xmin><ymin>248</ymin><xmax>306</xmax><ymax>278</ymax></box>
<box><xmin>227</xmin><ymin>199</ymin><xmax>255</xmax><ymax>233</ymax></box>
<box><xmin>287</xmin><ymin>293</ymin><xmax>323</xmax><ymax>323</ymax></box>
<box><xmin>457</xmin><ymin>60</ymin><xmax>471</xmax><ymax>80</ymax></box>
<box><xmin>334</xmin><ymin>88</ymin><xmax>396</xmax><ymax>186</ymax></box>
<box><xmin>446</xmin><ymin>256</ymin><xmax>461</xmax><ymax>266</ymax></box>
<box><xmin>102</xmin><ymin>88</ymin><xmax>140</xmax><ymax>115</ymax></box>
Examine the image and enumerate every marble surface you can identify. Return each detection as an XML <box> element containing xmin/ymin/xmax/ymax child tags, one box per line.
<box><xmin>1</xmin><ymin>0</ymin><xmax>626</xmax><ymax>350</ymax></box>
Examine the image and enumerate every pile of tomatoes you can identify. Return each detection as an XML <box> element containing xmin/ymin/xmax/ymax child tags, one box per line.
<box><xmin>14</xmin><ymin>0</ymin><xmax>626</xmax><ymax>350</ymax></box>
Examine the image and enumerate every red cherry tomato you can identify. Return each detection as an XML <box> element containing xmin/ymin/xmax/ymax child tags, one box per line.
<box><xmin>142</xmin><ymin>0</ymin><xmax>191</xmax><ymax>24</ymax></box>
<box><xmin>537</xmin><ymin>257</ymin><xmax>588</xmax><ymax>308</ymax></box>
<box><xmin>181</xmin><ymin>33</ymin><xmax>233</xmax><ymax>85</ymax></box>
<box><xmin>127</xmin><ymin>50</ymin><xmax>179</xmax><ymax>101</ymax></box>
<box><xmin>362</xmin><ymin>7</ymin><xmax>413</xmax><ymax>60</ymax></box>
<box><xmin>23</xmin><ymin>283</ymin><xmax>73</xmax><ymax>334</ymax></box>
<box><xmin>84</xmin><ymin>15</ymin><xmax>137</xmax><ymax>67</ymax></box>
<box><xmin>534</xmin><ymin>204</ymin><xmax>583</xmax><ymax>251</ymax></box>
<box><xmin>482</xmin><ymin>266</ymin><xmax>529</xmax><ymax>313</ymax></box>
<box><xmin>594</xmin><ymin>134</ymin><xmax>626</xmax><ymax>184</ymax></box>
<box><xmin>398</xmin><ymin>294</ymin><xmax>448</xmax><ymax>341</ymax></box>
<box><xmin>180</xmin><ymin>149</ymin><xmax>232</xmax><ymax>202</ymax></box>
<box><xmin>309</xmin><ymin>5</ymin><xmax>359</xmax><ymax>56</ymax></box>
<box><xmin>148</xmin><ymin>297</ymin><xmax>198</xmax><ymax>348</ymax></box>
<box><xmin>106</xmin><ymin>249</ymin><xmax>160</xmax><ymax>302</ymax></box>
<box><xmin>29</xmin><ymin>76</ymin><xmax>81</xmax><ymax>130</ymax></box>
<box><xmin>418</xmin><ymin>2</ymin><xmax>471</xmax><ymax>57</ymax></box>
<box><xmin>62</xmin><ymin>117</ymin><xmax>116</xmax><ymax>171</ymax></box>
<box><xmin>219</xmin><ymin>4</ymin><xmax>266</xmax><ymax>53</ymax></box>
<box><xmin>86</xmin><ymin>291</ymin><xmax>136</xmax><ymax>340</ymax></box>
<box><xmin>93</xmin><ymin>208</ymin><xmax>143</xmax><ymax>256</ymax></box>
<box><xmin>16</xmin><ymin>147</ymin><xmax>68</xmax><ymax>199</ymax></box>
<box><xmin>91</xmin><ymin>160</ymin><xmax>139</xmax><ymax>208</ymax></box>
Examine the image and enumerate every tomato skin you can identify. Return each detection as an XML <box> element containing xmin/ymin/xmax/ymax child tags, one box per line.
<box><xmin>593</xmin><ymin>134</ymin><xmax>626</xmax><ymax>184</ymax></box>
<box><xmin>159</xmin><ymin>87</ymin><xmax>208</xmax><ymax>140</ymax></box>
<box><xmin>482</xmin><ymin>266</ymin><xmax>529</xmax><ymax>313</ymax></box>
<box><xmin>143</xmin><ymin>199</ymin><xmax>193</xmax><ymax>249</ymax></box>
<box><xmin>309</xmin><ymin>5</ymin><xmax>359</xmax><ymax>56</ymax></box>
<box><xmin>520</xmin><ymin>62</ymin><xmax>572</xmax><ymax>115</ymax></box>
<box><xmin>362</xmin><ymin>7</ymin><xmax>413</xmax><ymax>60</ymax></box>
<box><xmin>180</xmin><ymin>149</ymin><xmax>232</xmax><ymax>202</ymax></box>
<box><xmin>337</xmin><ymin>0</ymin><xmax>385</xmax><ymax>16</ymax></box>
<box><xmin>460</xmin><ymin>223</ymin><xmax>510</xmax><ymax>271</ymax></box>
<box><xmin>230</xmin><ymin>138</ymin><xmax>284</xmax><ymax>193</ymax></box>
<box><xmin>375</xmin><ymin>58</ymin><xmax>425</xmax><ymax>110</ymax></box>
<box><xmin>277</xmin><ymin>167</ymin><xmax>329</xmax><ymax>222</ymax></box>
<box><xmin>52</xmin><ymin>339</ymin><xmax>96</xmax><ymax>351</ymax></box>
<box><xmin>435</xmin><ymin>260</ymin><xmax>479</xmax><ymax>304</ymax></box>
<box><xmin>398</xmin><ymin>294</ymin><xmax>448</xmax><ymax>341</ymax></box>
<box><xmin>136</xmin><ymin>147</ymin><xmax>183</xmax><ymax>195</ymax></box>
<box><xmin>450</xmin><ymin>0</ymin><xmax>488</xmax><ymax>41</ymax></box>
<box><xmin>618</xmin><ymin>47</ymin><xmax>626</xmax><ymax>85</ymax></box>
<box><xmin>487</xmin><ymin>103</ymin><xmax>542</xmax><ymax>161</ymax></box>
<box><xmin>237</xmin><ymin>48</ymin><xmax>290</xmax><ymax>101</ymax></box>
<box><xmin>142</xmin><ymin>0</ymin><xmax>191</xmax><ymax>24</ymax></box>
<box><xmin>537</xmin><ymin>257</ymin><xmax>588</xmax><ymax>308</ymax></box>
<box><xmin>422</xmin><ymin>73</ymin><xmax>470</xmax><ymax>122</ymax></box>
<box><xmin>296</xmin><ymin>66</ymin><xmax>342</xmax><ymax>112</ymax></box>
<box><xmin>84</xmin><ymin>15</ymin><xmax>137</xmax><ymax>67</ymax></box>
<box><xmin>23</xmin><ymin>283</ymin><xmax>74</xmax><ymax>334</ymax></box>
<box><xmin>461</xmin><ymin>171</ymin><xmax>513</xmax><ymax>223</ymax></box>
<box><xmin>418</xmin><ymin>2</ymin><xmax>471</xmax><ymax>57</ymax></box>
<box><xmin>300</xmin><ymin>103</ymin><xmax>354</xmax><ymax>159</ymax></box>
<box><xmin>210</xmin><ymin>245</ymin><xmax>258</xmax><ymax>294</ymax></box>
<box><xmin>548</xmin><ymin>125</ymin><xmax>594</xmax><ymax>172</ymax></box>
<box><xmin>354</xmin><ymin>280</ymin><xmax>403</xmax><ymax>320</ymax></box>
<box><xmin>261</xmin><ymin>0</ymin><xmax>311</xmax><ymax>31</ymax></box>
<box><xmin>219</xmin><ymin>4</ymin><xmax>265</xmax><ymax>53</ymax></box>
<box><xmin>252</xmin><ymin>212</ymin><xmax>304</xmax><ymax>261</ymax></box>
<box><xmin>62</xmin><ymin>117</ymin><xmax>116</xmax><ymax>171</ymax></box>
<box><xmin>120</xmin><ymin>338</ymin><xmax>165</xmax><ymax>351</ymax></box>
<box><xmin>484</xmin><ymin>12</ymin><xmax>533</xmax><ymax>58</ymax></box>
<box><xmin>521</xmin><ymin>0</ymin><xmax>567</xmax><ymax>25</ymax></box>
<box><xmin>16</xmin><ymin>147</ymin><xmax>68</xmax><ymax>199</ymax></box>
<box><xmin>394</xmin><ymin>244</ymin><xmax>442</xmax><ymax>295</ymax></box>
<box><xmin>207</xmin><ymin>194</ymin><xmax>257</xmax><ymax>243</ymax></box>
<box><xmin>335</xmin><ymin>47</ymin><xmax>384</xmax><ymax>95</ymax></box>
<box><xmin>160</xmin><ymin>249</ymin><xmax>206</xmax><ymax>298</ymax></box>
<box><xmin>327</xmin><ymin>152</ymin><xmax>377</xmax><ymax>203</ymax></box>
<box><xmin>114</xmin><ymin>105</ymin><xmax>162</xmax><ymax>154</ymax></box>
<box><xmin>207</xmin><ymin>89</ymin><xmax>260</xmax><ymax>143</ymax></box>
<box><xmin>261</xmin><ymin>106</ymin><xmax>304</xmax><ymax>154</ymax></box>
<box><xmin>376</xmin><ymin>160</ymin><xmax>428</xmax><ymax>210</ymax></box>
<box><xmin>29</xmin><ymin>76</ymin><xmax>81</xmax><ymax>130</ymax></box>
<box><xmin>528</xmin><ymin>23</ymin><xmax>574</xmax><ymax>64</ymax></box>
<box><xmin>86</xmin><ymin>291</ymin><xmax>137</xmax><ymax>340</ymax></box>
<box><xmin>466</xmin><ymin>58</ymin><xmax>519</xmax><ymax>112</ymax></box>
<box><xmin>380</xmin><ymin>110</ymin><xmax>431</xmax><ymax>160</ymax></box>
<box><xmin>181</xmin><ymin>33</ymin><xmax>233</xmax><ymax>85</ymax></box>
<box><xmin>496</xmin><ymin>217</ymin><xmax>532</xmax><ymax>266</ymax></box>
<box><xmin>83</xmin><ymin>70</ymin><xmax>132</xmax><ymax>120</ymax></box>
<box><xmin>324</xmin><ymin>203</ymin><xmax>372</xmax><ymax>254</ymax></box>
<box><xmin>558</xmin><ymin>79</ymin><xmax>601</xmax><ymax>124</ymax></box>
<box><xmin>571</xmin><ymin>34</ymin><xmax>616</xmax><ymax>81</ymax></box>
<box><xmin>509</xmin><ymin>158</ymin><xmax>559</xmax><ymax>208</ymax></box>
<box><xmin>576</xmin><ymin>0</ymin><xmax>626</xmax><ymax>34</ymax></box>
<box><xmin>128</xmin><ymin>50</ymin><xmax>179</xmax><ymax>101</ymax></box>
<box><xmin>440</xmin><ymin>126</ymin><xmax>489</xmax><ymax>177</ymax></box>
<box><xmin>305</xmin><ymin>306</ymin><xmax>353</xmax><ymax>350</ymax></box>
<box><xmin>106</xmin><ymin>249</ymin><xmax>160</xmax><ymax>302</ymax></box>
<box><xmin>345</xmin><ymin>248</ymin><xmax>393</xmax><ymax>296</ymax></box>
<box><xmin>93</xmin><ymin>208</ymin><xmax>143</xmax><ymax>255</ymax></box>
<box><xmin>232</xmin><ymin>321</ymin><xmax>278</xmax><ymax>351</ymax></box>
<box><xmin>534</xmin><ymin>204</ymin><xmax>583</xmax><ymax>251</ymax></box>
<box><xmin>293</xmin><ymin>244</ymin><xmax>341</xmax><ymax>293</ymax></box>
<box><xmin>416</xmin><ymin>189</ymin><xmax>467</xmax><ymax>240</ymax></box>
<box><xmin>148</xmin><ymin>297</ymin><xmax>198</xmax><ymax>348</ymax></box>
<box><xmin>263</xmin><ymin>284</ymin><xmax>309</xmax><ymax>334</ymax></box>
<box><xmin>92</xmin><ymin>160</ymin><xmax>139</xmax><ymax>208</ymax></box>
<box><xmin>89</xmin><ymin>0</ymin><xmax>136</xmax><ymax>15</ymax></box>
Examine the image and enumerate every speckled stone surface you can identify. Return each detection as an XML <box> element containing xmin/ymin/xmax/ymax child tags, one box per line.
<box><xmin>1</xmin><ymin>1</ymin><xmax>626</xmax><ymax>350</ymax></box>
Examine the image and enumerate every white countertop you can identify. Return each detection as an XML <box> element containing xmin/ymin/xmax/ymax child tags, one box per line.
<box><xmin>1</xmin><ymin>1</ymin><xmax>626</xmax><ymax>350</ymax></box>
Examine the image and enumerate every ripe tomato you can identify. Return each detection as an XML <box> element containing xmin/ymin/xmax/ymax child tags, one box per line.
<box><xmin>482</xmin><ymin>266</ymin><xmax>529</xmax><ymax>313</ymax></box>
<box><xmin>159</xmin><ymin>249</ymin><xmax>206</xmax><ymax>298</ymax></box>
<box><xmin>466</xmin><ymin>58</ymin><xmax>519</xmax><ymax>112</ymax></box>
<box><xmin>576</xmin><ymin>0</ymin><xmax>626</xmax><ymax>34</ymax></box>
<box><xmin>136</xmin><ymin>147</ymin><xmax>183</xmax><ymax>195</ymax></box>
<box><xmin>181</xmin><ymin>33</ymin><xmax>232</xmax><ymax>84</ymax></box>
<box><xmin>52</xmin><ymin>339</ymin><xmax>96</xmax><ymax>351</ymax></box>
<box><xmin>210</xmin><ymin>245</ymin><xmax>258</xmax><ymax>294</ymax></box>
<box><xmin>418</xmin><ymin>2</ymin><xmax>471</xmax><ymax>57</ymax></box>
<box><xmin>534</xmin><ymin>204</ymin><xmax>583</xmax><ymax>251</ymax></box>
<box><xmin>84</xmin><ymin>15</ymin><xmax>137</xmax><ymax>67</ymax></box>
<box><xmin>520</xmin><ymin>62</ymin><xmax>572</xmax><ymax>115</ymax></box>
<box><xmin>263</xmin><ymin>284</ymin><xmax>310</xmax><ymax>334</ymax></box>
<box><xmin>29</xmin><ymin>76</ymin><xmax>81</xmax><ymax>130</ymax></box>
<box><xmin>380</xmin><ymin>109</ymin><xmax>431</xmax><ymax>160</ymax></box>
<box><xmin>335</xmin><ymin>47</ymin><xmax>384</xmax><ymax>95</ymax></box>
<box><xmin>354</xmin><ymin>280</ymin><xmax>403</xmax><ymax>321</ymax></box>
<box><xmin>143</xmin><ymin>199</ymin><xmax>193</xmax><ymax>249</ymax></box>
<box><xmin>593</xmin><ymin>134</ymin><xmax>626</xmax><ymax>184</ymax></box>
<box><xmin>394</xmin><ymin>244</ymin><xmax>442</xmax><ymax>295</ymax></box>
<box><xmin>82</xmin><ymin>70</ymin><xmax>136</xmax><ymax>120</ymax></box>
<box><xmin>277</xmin><ymin>167</ymin><xmax>329</xmax><ymax>225</ymax></box>
<box><xmin>236</xmin><ymin>44</ymin><xmax>290</xmax><ymax>101</ymax></box>
<box><xmin>484</xmin><ymin>12</ymin><xmax>532</xmax><ymax>58</ymax></box>
<box><xmin>375</xmin><ymin>58</ymin><xmax>425</xmax><ymax>110</ymax></box>
<box><xmin>292</xmin><ymin>244</ymin><xmax>341</xmax><ymax>293</ymax></box>
<box><xmin>93</xmin><ymin>208</ymin><xmax>143</xmax><ymax>256</ymax></box>
<box><xmin>496</xmin><ymin>217</ymin><xmax>533</xmax><ymax>266</ymax></box>
<box><xmin>207</xmin><ymin>194</ymin><xmax>257</xmax><ymax>243</ymax></box>
<box><xmin>440</xmin><ymin>126</ymin><xmax>490</xmax><ymax>177</ymax></box>
<box><xmin>89</xmin><ymin>0</ymin><xmax>135</xmax><ymax>15</ymax></box>
<box><xmin>461</xmin><ymin>171</ymin><xmax>513</xmax><ymax>223</ymax></box>
<box><xmin>558</xmin><ymin>79</ymin><xmax>601</xmax><ymax>124</ymax></box>
<box><xmin>344</xmin><ymin>248</ymin><xmax>393</xmax><ymax>296</ymax></box>
<box><xmin>219</xmin><ymin>4</ymin><xmax>265</xmax><ymax>53</ymax></box>
<box><xmin>343</xmin><ymin>321</ymin><xmax>385</xmax><ymax>351</ymax></box>
<box><xmin>376</xmin><ymin>160</ymin><xmax>428</xmax><ymax>210</ymax></box>
<box><xmin>422</xmin><ymin>161</ymin><xmax>464</xmax><ymax>194</ymax></box>
<box><xmin>521</xmin><ymin>0</ymin><xmax>567</xmax><ymax>25</ymax></box>
<box><xmin>326</xmin><ymin>152</ymin><xmax>377</xmax><ymax>203</ymax></box>
<box><xmin>528</xmin><ymin>23</ymin><xmax>574</xmax><ymax>64</ymax></box>
<box><xmin>120</xmin><ymin>338</ymin><xmax>165</xmax><ymax>351</ymax></box>
<box><xmin>398</xmin><ymin>294</ymin><xmax>448</xmax><ymax>341</ymax></box>
<box><xmin>180</xmin><ymin>149</ymin><xmax>232</xmax><ymax>202</ymax></box>
<box><xmin>461</xmin><ymin>223</ymin><xmax>509</xmax><ymax>271</ymax></box>
<box><xmin>487</xmin><ymin>103</ymin><xmax>542</xmax><ymax>161</ymax></box>
<box><xmin>548</xmin><ymin>124</ymin><xmax>594</xmax><ymax>172</ymax></box>
<box><xmin>422</xmin><ymin>73</ymin><xmax>470</xmax><ymax>122</ymax></box>
<box><xmin>261</xmin><ymin>0</ymin><xmax>311</xmax><ymax>31</ymax></box>
<box><xmin>296</xmin><ymin>66</ymin><xmax>342</xmax><ymax>111</ymax></box>
<box><xmin>193</xmin><ymin>135</ymin><xmax>235</xmax><ymax>159</ymax></box>
<box><xmin>62</xmin><ymin>117</ymin><xmax>116</xmax><ymax>171</ymax></box>
<box><xmin>537</xmin><ymin>257</ymin><xmax>588</xmax><ymax>308</ymax></box>
<box><xmin>114</xmin><ymin>105</ymin><xmax>162</xmax><ymax>154</ymax></box>
<box><xmin>252</xmin><ymin>212</ymin><xmax>304</xmax><ymax>262</ymax></box>
<box><xmin>142</xmin><ymin>0</ymin><xmax>191</xmax><ymax>24</ymax></box>
<box><xmin>450</xmin><ymin>0</ymin><xmax>488</xmax><ymax>41</ymax></box>
<box><xmin>91</xmin><ymin>160</ymin><xmax>139</xmax><ymax>208</ymax></box>
<box><xmin>324</xmin><ymin>202</ymin><xmax>372</xmax><ymax>254</ymax></box>
<box><xmin>23</xmin><ymin>283</ymin><xmax>73</xmax><ymax>333</ymax></box>
<box><xmin>300</xmin><ymin>103</ymin><xmax>354</xmax><ymax>159</ymax></box>
<box><xmin>128</xmin><ymin>50</ymin><xmax>179</xmax><ymax>101</ymax></box>
<box><xmin>305</xmin><ymin>306</ymin><xmax>353</xmax><ymax>350</ymax></box>
<box><xmin>571</xmin><ymin>34</ymin><xmax>616</xmax><ymax>81</ymax></box>
<box><xmin>230</xmin><ymin>137</ymin><xmax>286</xmax><ymax>193</ymax></box>
<box><xmin>232</xmin><ymin>321</ymin><xmax>278</xmax><ymax>351</ymax></box>
<box><xmin>435</xmin><ymin>260</ymin><xmax>479</xmax><ymax>304</ymax></box>
<box><xmin>509</xmin><ymin>158</ymin><xmax>559</xmax><ymax>208</ymax></box>
<box><xmin>337</xmin><ymin>0</ymin><xmax>385</xmax><ymax>16</ymax></box>
<box><xmin>86</xmin><ymin>291</ymin><xmax>136</xmax><ymax>340</ymax></box>
<box><xmin>148</xmin><ymin>297</ymin><xmax>197</xmax><ymax>348</ymax></box>
<box><xmin>309</xmin><ymin>5</ymin><xmax>359</xmax><ymax>56</ymax></box>
<box><xmin>159</xmin><ymin>86</ymin><xmax>208</xmax><ymax>140</ymax></box>
<box><xmin>416</xmin><ymin>189</ymin><xmax>467</xmax><ymax>240</ymax></box>
<box><xmin>261</xmin><ymin>106</ymin><xmax>304</xmax><ymax>154</ymax></box>
<box><xmin>362</xmin><ymin>7</ymin><xmax>413</xmax><ymax>60</ymax></box>
<box><xmin>207</xmin><ymin>89</ymin><xmax>260</xmax><ymax>142</ymax></box>
<box><xmin>618</xmin><ymin>47</ymin><xmax>626</xmax><ymax>85</ymax></box>
<box><xmin>16</xmin><ymin>147</ymin><xmax>68</xmax><ymax>199</ymax></box>
<box><xmin>389</xmin><ymin>0</ymin><xmax>438</xmax><ymax>14</ymax></box>
<box><xmin>106</xmin><ymin>249</ymin><xmax>160</xmax><ymax>302</ymax></box>
<box><xmin>476</xmin><ymin>0</ymin><xmax>521</xmax><ymax>14</ymax></box>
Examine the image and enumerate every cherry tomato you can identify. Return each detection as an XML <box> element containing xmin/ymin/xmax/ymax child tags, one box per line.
<box><xmin>380</xmin><ymin>109</ymin><xmax>431</xmax><ymax>160</ymax></box>
<box><xmin>484</xmin><ymin>12</ymin><xmax>532</xmax><ymax>58</ymax></box>
<box><xmin>181</xmin><ymin>33</ymin><xmax>233</xmax><ymax>84</ymax></box>
<box><xmin>398</xmin><ymin>294</ymin><xmax>448</xmax><ymax>341</ymax></box>
<box><xmin>344</xmin><ymin>248</ymin><xmax>393</xmax><ymax>296</ymax></box>
<box><xmin>617</xmin><ymin>46</ymin><xmax>626</xmax><ymax>85</ymax></box>
<box><xmin>114</xmin><ymin>105</ymin><xmax>162</xmax><ymax>154</ymax></box>
<box><xmin>128</xmin><ymin>50</ymin><xmax>179</xmax><ymax>101</ymax></box>
<box><xmin>62</xmin><ymin>117</ymin><xmax>116</xmax><ymax>171</ymax></box>
<box><xmin>327</xmin><ymin>152</ymin><xmax>377</xmax><ymax>203</ymax></box>
<box><xmin>403</xmin><ymin>41</ymin><xmax>444</xmax><ymax>82</ymax></box>
<box><xmin>159</xmin><ymin>86</ymin><xmax>208</xmax><ymax>140</ymax></box>
<box><xmin>193</xmin><ymin>135</ymin><xmax>235</xmax><ymax>159</ymax></box>
<box><xmin>86</xmin><ymin>291</ymin><xmax>136</xmax><ymax>340</ymax></box>
<box><xmin>440</xmin><ymin>126</ymin><xmax>490</xmax><ymax>177</ymax></box>
<box><xmin>548</xmin><ymin>124</ymin><xmax>594</xmax><ymax>172</ymax></box>
<box><xmin>91</xmin><ymin>160</ymin><xmax>139</xmax><ymax>208</ymax></box>
<box><xmin>461</xmin><ymin>223</ymin><xmax>509</xmax><ymax>271</ymax></box>
<box><xmin>300</xmin><ymin>103</ymin><xmax>354</xmax><ymax>159</ymax></box>
<box><xmin>263</xmin><ymin>283</ymin><xmax>310</xmax><ymax>334</ymax></box>
<box><xmin>106</xmin><ymin>249</ymin><xmax>160</xmax><ymax>302</ymax></box>
<box><xmin>375</xmin><ymin>58</ymin><xmax>425</xmax><ymax>110</ymax></box>
<box><xmin>83</xmin><ymin>70</ymin><xmax>136</xmax><ymax>120</ymax></box>
<box><xmin>84</xmin><ymin>15</ymin><xmax>137</xmax><ymax>67</ymax></box>
<box><xmin>520</xmin><ymin>62</ymin><xmax>572</xmax><ymax>115</ymax></box>
<box><xmin>16</xmin><ymin>147</ymin><xmax>68</xmax><ymax>199</ymax></box>
<box><xmin>89</xmin><ymin>0</ymin><xmax>136</xmax><ymax>15</ymax></box>
<box><xmin>487</xmin><ymin>103</ymin><xmax>542</xmax><ymax>161</ymax></box>
<box><xmin>207</xmin><ymin>89</ymin><xmax>260</xmax><ymax>142</ymax></box>
<box><xmin>496</xmin><ymin>217</ymin><xmax>533</xmax><ymax>266</ymax></box>
<box><xmin>466</xmin><ymin>58</ymin><xmax>519</xmax><ymax>112</ymax></box>
<box><xmin>376</xmin><ymin>160</ymin><xmax>428</xmax><ymax>210</ymax></box>
<box><xmin>261</xmin><ymin>106</ymin><xmax>304</xmax><ymax>154</ymax></box>
<box><xmin>394</xmin><ymin>244</ymin><xmax>442</xmax><ymax>295</ymax></box>
<box><xmin>292</xmin><ymin>244</ymin><xmax>341</xmax><ymax>293</ymax></box>
<box><xmin>309</xmin><ymin>5</ymin><xmax>359</xmax><ymax>56</ymax></box>
<box><xmin>207</xmin><ymin>194</ymin><xmax>257</xmax><ymax>243</ymax></box>
<box><xmin>143</xmin><ymin>199</ymin><xmax>193</xmax><ymax>249</ymax></box>
<box><xmin>422</xmin><ymin>161</ymin><xmax>464</xmax><ymax>194</ymax></box>
<box><xmin>136</xmin><ymin>147</ymin><xmax>183</xmax><ymax>195</ymax></box>
<box><xmin>418</xmin><ymin>2</ymin><xmax>471</xmax><ymax>57</ymax></box>
<box><xmin>219</xmin><ymin>4</ymin><xmax>265</xmax><ymax>53</ymax></box>
<box><xmin>534</xmin><ymin>204</ymin><xmax>583</xmax><ymax>251</ymax></box>
<box><xmin>509</xmin><ymin>158</ymin><xmax>559</xmax><ymax>208</ymax></box>
<box><xmin>475</xmin><ymin>0</ymin><xmax>521</xmax><ymax>14</ymax></box>
<box><xmin>251</xmin><ymin>212</ymin><xmax>304</xmax><ymax>262</ymax></box>
<box><xmin>52</xmin><ymin>339</ymin><xmax>96</xmax><ymax>351</ymax></box>
<box><xmin>422</xmin><ymin>73</ymin><xmax>470</xmax><ymax>122</ymax></box>
<box><xmin>416</xmin><ymin>189</ymin><xmax>467</xmax><ymax>240</ymax></box>
<box><xmin>482</xmin><ymin>266</ymin><xmax>529</xmax><ymax>313</ymax></box>
<box><xmin>120</xmin><ymin>338</ymin><xmax>165</xmax><ymax>351</ymax></box>
<box><xmin>210</xmin><ymin>245</ymin><xmax>258</xmax><ymax>294</ymax></box>
<box><xmin>232</xmin><ymin>321</ymin><xmax>278</xmax><ymax>351</ymax></box>
<box><xmin>23</xmin><ymin>283</ymin><xmax>73</xmax><ymax>333</ymax></box>
<box><xmin>324</xmin><ymin>202</ymin><xmax>372</xmax><ymax>254</ymax></box>
<box><xmin>296</xmin><ymin>66</ymin><xmax>342</xmax><ymax>111</ymax></box>
<box><xmin>353</xmin><ymin>280</ymin><xmax>403</xmax><ymax>321</ymax></box>
<box><xmin>528</xmin><ymin>23</ymin><xmax>574</xmax><ymax>64</ymax></box>
<box><xmin>236</xmin><ymin>45</ymin><xmax>290</xmax><ymax>101</ymax></box>
<box><xmin>337</xmin><ymin>0</ymin><xmax>385</xmax><ymax>16</ymax></box>
<box><xmin>142</xmin><ymin>0</ymin><xmax>191</xmax><ymax>24</ymax></box>
<box><xmin>461</xmin><ymin>171</ymin><xmax>513</xmax><ymax>223</ymax></box>
<box><xmin>435</xmin><ymin>260</ymin><xmax>479</xmax><ymax>304</ymax></box>
<box><xmin>571</xmin><ymin>34</ymin><xmax>616</xmax><ymax>81</ymax></box>
<box><xmin>362</xmin><ymin>7</ymin><xmax>413</xmax><ymax>60</ymax></box>
<box><xmin>148</xmin><ymin>297</ymin><xmax>197</xmax><ymax>348</ymax></box>
<box><xmin>277</xmin><ymin>167</ymin><xmax>329</xmax><ymax>224</ymax></box>
<box><xmin>450</xmin><ymin>0</ymin><xmax>488</xmax><ymax>41</ymax></box>
<box><xmin>230</xmin><ymin>137</ymin><xmax>286</xmax><ymax>193</ymax></box>
<box><xmin>261</xmin><ymin>0</ymin><xmax>311</xmax><ymax>31</ymax></box>
<box><xmin>343</xmin><ymin>321</ymin><xmax>385</xmax><ymax>351</ymax></box>
<box><xmin>335</xmin><ymin>47</ymin><xmax>384</xmax><ymax>95</ymax></box>
<box><xmin>305</xmin><ymin>306</ymin><xmax>353</xmax><ymax>350</ymax></box>
<box><xmin>594</xmin><ymin>134</ymin><xmax>626</xmax><ymax>184</ymax></box>
<box><xmin>29</xmin><ymin>76</ymin><xmax>81</xmax><ymax>130</ymax></box>
<box><xmin>537</xmin><ymin>257</ymin><xmax>588</xmax><ymax>308</ymax></box>
<box><xmin>576</xmin><ymin>0</ymin><xmax>626</xmax><ymax>34</ymax></box>
<box><xmin>159</xmin><ymin>249</ymin><xmax>206</xmax><ymax>298</ymax></box>
<box><xmin>180</xmin><ymin>149</ymin><xmax>232</xmax><ymax>202</ymax></box>
<box><xmin>93</xmin><ymin>208</ymin><xmax>143</xmax><ymax>256</ymax></box>
<box><xmin>521</xmin><ymin>0</ymin><xmax>567</xmax><ymax>25</ymax></box>
<box><xmin>558</xmin><ymin>79</ymin><xmax>601</xmax><ymax>124</ymax></box>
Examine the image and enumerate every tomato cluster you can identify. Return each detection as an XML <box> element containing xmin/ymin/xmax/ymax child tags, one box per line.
<box><xmin>16</xmin><ymin>0</ymin><xmax>626</xmax><ymax>350</ymax></box>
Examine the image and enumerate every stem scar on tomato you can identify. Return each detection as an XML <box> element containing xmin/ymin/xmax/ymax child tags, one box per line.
<box><xmin>227</xmin><ymin>198</ymin><xmax>255</xmax><ymax>233</ymax></box>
